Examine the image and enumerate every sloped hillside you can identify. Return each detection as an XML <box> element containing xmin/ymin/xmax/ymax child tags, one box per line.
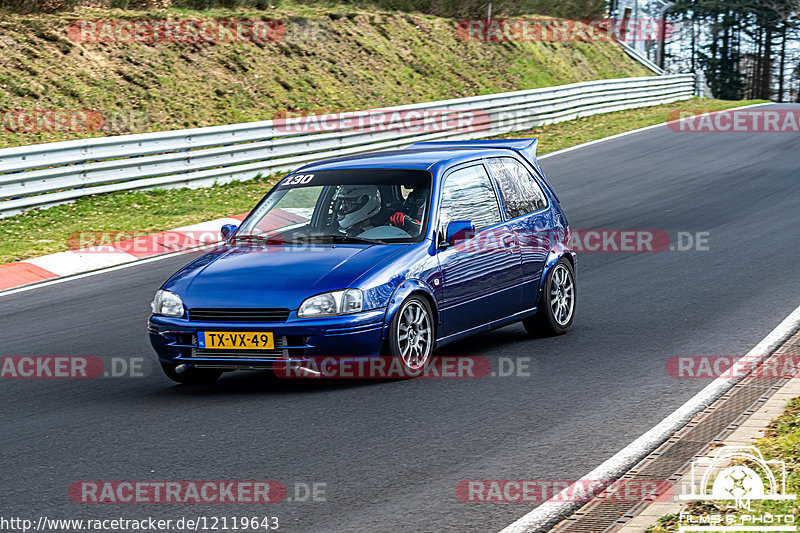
<box><xmin>0</xmin><ymin>4</ymin><xmax>651</xmax><ymax>147</ymax></box>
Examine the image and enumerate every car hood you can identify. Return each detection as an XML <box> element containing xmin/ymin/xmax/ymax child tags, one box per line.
<box><xmin>164</xmin><ymin>244</ymin><xmax>408</xmax><ymax>310</ymax></box>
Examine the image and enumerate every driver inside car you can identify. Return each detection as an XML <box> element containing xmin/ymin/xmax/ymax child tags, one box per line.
<box><xmin>333</xmin><ymin>185</ymin><xmax>426</xmax><ymax>237</ymax></box>
<box><xmin>333</xmin><ymin>185</ymin><xmax>387</xmax><ymax>236</ymax></box>
<box><xmin>388</xmin><ymin>187</ymin><xmax>426</xmax><ymax>236</ymax></box>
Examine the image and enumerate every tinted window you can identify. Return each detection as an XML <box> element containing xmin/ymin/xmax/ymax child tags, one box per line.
<box><xmin>440</xmin><ymin>164</ymin><xmax>502</xmax><ymax>232</ymax></box>
<box><xmin>487</xmin><ymin>157</ymin><xmax>547</xmax><ymax>219</ymax></box>
<box><xmin>239</xmin><ymin>169</ymin><xmax>432</xmax><ymax>243</ymax></box>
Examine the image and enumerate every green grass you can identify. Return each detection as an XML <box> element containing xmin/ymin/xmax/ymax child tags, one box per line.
<box><xmin>0</xmin><ymin>97</ymin><xmax>766</xmax><ymax>264</ymax></box>
<box><xmin>0</xmin><ymin>179</ymin><xmax>273</xmax><ymax>263</ymax></box>
<box><xmin>0</xmin><ymin>3</ymin><xmax>651</xmax><ymax>148</ymax></box>
<box><xmin>647</xmin><ymin>397</ymin><xmax>800</xmax><ymax>533</ymax></box>
<box><xmin>1</xmin><ymin>0</ymin><xmax>607</xmax><ymax>19</ymax></box>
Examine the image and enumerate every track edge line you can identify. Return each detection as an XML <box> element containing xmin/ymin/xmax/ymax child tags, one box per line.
<box><xmin>498</xmin><ymin>301</ymin><xmax>800</xmax><ymax>533</ymax></box>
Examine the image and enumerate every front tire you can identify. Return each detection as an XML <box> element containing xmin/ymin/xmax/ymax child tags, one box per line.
<box><xmin>160</xmin><ymin>362</ymin><xmax>222</xmax><ymax>385</ymax></box>
<box><xmin>523</xmin><ymin>258</ymin><xmax>576</xmax><ymax>337</ymax></box>
<box><xmin>388</xmin><ymin>295</ymin><xmax>434</xmax><ymax>374</ymax></box>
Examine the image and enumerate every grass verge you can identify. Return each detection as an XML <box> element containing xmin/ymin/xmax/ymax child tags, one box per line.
<box><xmin>647</xmin><ymin>396</ymin><xmax>800</xmax><ymax>532</ymax></box>
<box><xmin>0</xmin><ymin>97</ymin><xmax>767</xmax><ymax>264</ymax></box>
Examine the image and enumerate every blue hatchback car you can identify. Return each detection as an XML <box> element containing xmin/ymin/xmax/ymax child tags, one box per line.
<box><xmin>148</xmin><ymin>139</ymin><xmax>576</xmax><ymax>384</ymax></box>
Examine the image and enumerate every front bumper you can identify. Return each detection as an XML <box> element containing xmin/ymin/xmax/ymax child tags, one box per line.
<box><xmin>148</xmin><ymin>308</ymin><xmax>387</xmax><ymax>369</ymax></box>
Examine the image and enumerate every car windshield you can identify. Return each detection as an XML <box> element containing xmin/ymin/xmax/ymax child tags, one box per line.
<box><xmin>237</xmin><ymin>169</ymin><xmax>433</xmax><ymax>244</ymax></box>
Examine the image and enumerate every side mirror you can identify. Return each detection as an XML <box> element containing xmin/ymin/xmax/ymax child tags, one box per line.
<box><xmin>444</xmin><ymin>220</ymin><xmax>476</xmax><ymax>247</ymax></box>
<box><xmin>220</xmin><ymin>224</ymin><xmax>238</xmax><ymax>243</ymax></box>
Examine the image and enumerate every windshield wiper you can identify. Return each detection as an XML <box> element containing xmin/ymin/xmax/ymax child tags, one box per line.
<box><xmin>304</xmin><ymin>234</ymin><xmax>384</xmax><ymax>245</ymax></box>
<box><xmin>232</xmin><ymin>234</ymin><xmax>284</xmax><ymax>245</ymax></box>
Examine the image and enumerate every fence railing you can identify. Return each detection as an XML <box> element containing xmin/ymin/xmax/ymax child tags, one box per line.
<box><xmin>0</xmin><ymin>73</ymin><xmax>695</xmax><ymax>217</ymax></box>
<box><xmin>617</xmin><ymin>40</ymin><xmax>666</xmax><ymax>75</ymax></box>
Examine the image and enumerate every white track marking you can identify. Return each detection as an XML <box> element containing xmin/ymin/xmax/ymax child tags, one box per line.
<box><xmin>499</xmin><ymin>302</ymin><xmax>800</xmax><ymax>533</ymax></box>
<box><xmin>26</xmin><ymin>249</ymin><xmax>138</xmax><ymax>277</ymax></box>
<box><xmin>0</xmin><ymin>245</ymin><xmax>215</xmax><ymax>298</ymax></box>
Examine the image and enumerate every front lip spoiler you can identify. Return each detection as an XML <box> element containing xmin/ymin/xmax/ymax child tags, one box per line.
<box><xmin>323</xmin><ymin>323</ymin><xmax>384</xmax><ymax>336</ymax></box>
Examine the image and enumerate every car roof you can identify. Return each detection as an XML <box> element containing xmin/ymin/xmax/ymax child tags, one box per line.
<box><xmin>294</xmin><ymin>139</ymin><xmax>539</xmax><ymax>175</ymax></box>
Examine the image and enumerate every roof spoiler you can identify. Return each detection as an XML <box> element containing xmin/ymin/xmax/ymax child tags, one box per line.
<box><xmin>407</xmin><ymin>139</ymin><xmax>538</xmax><ymax>161</ymax></box>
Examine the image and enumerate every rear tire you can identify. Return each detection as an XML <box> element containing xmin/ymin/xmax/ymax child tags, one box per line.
<box><xmin>523</xmin><ymin>257</ymin><xmax>576</xmax><ymax>337</ymax></box>
<box><xmin>160</xmin><ymin>362</ymin><xmax>222</xmax><ymax>385</ymax></box>
<box><xmin>388</xmin><ymin>295</ymin><xmax>434</xmax><ymax>376</ymax></box>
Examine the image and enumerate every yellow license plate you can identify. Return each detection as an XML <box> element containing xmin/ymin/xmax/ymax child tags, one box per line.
<box><xmin>199</xmin><ymin>331</ymin><xmax>275</xmax><ymax>350</ymax></box>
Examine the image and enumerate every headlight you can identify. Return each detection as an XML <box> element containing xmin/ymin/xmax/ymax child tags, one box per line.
<box><xmin>298</xmin><ymin>289</ymin><xmax>363</xmax><ymax>318</ymax></box>
<box><xmin>151</xmin><ymin>289</ymin><xmax>185</xmax><ymax>317</ymax></box>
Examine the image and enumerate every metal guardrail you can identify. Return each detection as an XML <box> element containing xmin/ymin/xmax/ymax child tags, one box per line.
<box><xmin>0</xmin><ymin>73</ymin><xmax>695</xmax><ymax>217</ymax></box>
<box><xmin>617</xmin><ymin>40</ymin><xmax>666</xmax><ymax>75</ymax></box>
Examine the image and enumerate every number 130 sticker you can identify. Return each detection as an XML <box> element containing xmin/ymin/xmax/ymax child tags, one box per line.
<box><xmin>284</xmin><ymin>174</ymin><xmax>314</xmax><ymax>185</ymax></box>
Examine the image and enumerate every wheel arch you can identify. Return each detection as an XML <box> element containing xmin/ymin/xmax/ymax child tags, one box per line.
<box><xmin>537</xmin><ymin>243</ymin><xmax>576</xmax><ymax>304</ymax></box>
<box><xmin>380</xmin><ymin>279</ymin><xmax>439</xmax><ymax>349</ymax></box>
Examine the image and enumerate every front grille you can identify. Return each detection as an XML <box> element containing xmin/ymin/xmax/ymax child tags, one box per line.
<box><xmin>192</xmin><ymin>349</ymin><xmax>286</xmax><ymax>359</ymax></box>
<box><xmin>191</xmin><ymin>335</ymin><xmax>289</xmax><ymax>359</ymax></box>
<box><xmin>188</xmin><ymin>308</ymin><xmax>290</xmax><ymax>322</ymax></box>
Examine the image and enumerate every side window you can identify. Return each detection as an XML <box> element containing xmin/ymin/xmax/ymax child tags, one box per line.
<box><xmin>486</xmin><ymin>157</ymin><xmax>547</xmax><ymax>219</ymax></box>
<box><xmin>439</xmin><ymin>164</ymin><xmax>502</xmax><ymax>233</ymax></box>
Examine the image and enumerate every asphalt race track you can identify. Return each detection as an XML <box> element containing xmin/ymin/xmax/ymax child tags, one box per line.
<box><xmin>2</xmin><ymin>103</ymin><xmax>799</xmax><ymax>533</ymax></box>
